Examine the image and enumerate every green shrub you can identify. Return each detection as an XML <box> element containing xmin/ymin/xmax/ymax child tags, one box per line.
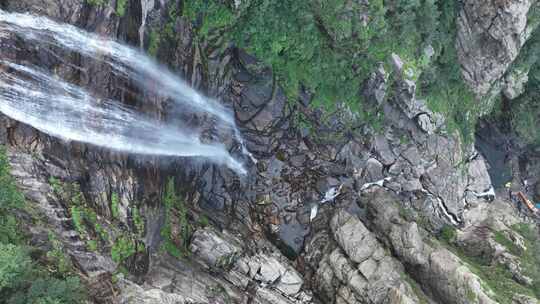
<box><xmin>46</xmin><ymin>233</ymin><xmax>74</xmax><ymax>276</ymax></box>
<box><xmin>70</xmin><ymin>206</ymin><xmax>85</xmax><ymax>236</ymax></box>
<box><xmin>0</xmin><ymin>147</ymin><xmax>86</xmax><ymax>303</ymax></box>
<box><xmin>0</xmin><ymin>244</ymin><xmax>85</xmax><ymax>304</ymax></box>
<box><xmin>441</xmin><ymin>223</ymin><xmax>540</xmax><ymax>302</ymax></box>
<box><xmin>111</xmin><ymin>192</ymin><xmax>120</xmax><ymax>219</ymax></box>
<box><xmin>147</xmin><ymin>30</ymin><xmax>161</xmax><ymax>57</ymax></box>
<box><xmin>512</xmin><ymin>224</ymin><xmax>540</xmax><ymax>298</ymax></box>
<box><xmin>132</xmin><ymin>206</ymin><xmax>145</xmax><ymax>235</ymax></box>
<box><xmin>439</xmin><ymin>225</ymin><xmax>457</xmax><ymax>243</ymax></box>
<box><xmin>111</xmin><ymin>235</ymin><xmax>136</xmax><ymax>264</ymax></box>
<box><xmin>116</xmin><ymin>0</ymin><xmax>127</xmax><ymax>17</ymax></box>
<box><xmin>0</xmin><ymin>243</ymin><xmax>32</xmax><ymax>290</ymax></box>
<box><xmin>0</xmin><ymin>147</ymin><xmax>25</xmax><ymax>244</ymax></box>
<box><xmin>160</xmin><ymin>177</ymin><xmax>192</xmax><ymax>258</ymax></box>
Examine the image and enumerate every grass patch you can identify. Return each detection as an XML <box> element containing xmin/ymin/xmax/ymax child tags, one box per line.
<box><xmin>493</xmin><ymin>231</ymin><xmax>522</xmax><ymax>256</ymax></box>
<box><xmin>512</xmin><ymin>224</ymin><xmax>540</xmax><ymax>298</ymax></box>
<box><xmin>438</xmin><ymin>224</ymin><xmax>540</xmax><ymax>303</ymax></box>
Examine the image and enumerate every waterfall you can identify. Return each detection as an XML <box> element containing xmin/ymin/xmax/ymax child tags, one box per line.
<box><xmin>0</xmin><ymin>9</ymin><xmax>250</xmax><ymax>175</ymax></box>
<box><xmin>138</xmin><ymin>0</ymin><xmax>155</xmax><ymax>49</ymax></box>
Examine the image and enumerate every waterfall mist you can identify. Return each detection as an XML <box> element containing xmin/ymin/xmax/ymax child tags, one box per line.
<box><xmin>0</xmin><ymin>10</ymin><xmax>249</xmax><ymax>175</ymax></box>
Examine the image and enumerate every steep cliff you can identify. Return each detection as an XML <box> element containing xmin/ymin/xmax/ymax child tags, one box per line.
<box><xmin>0</xmin><ymin>1</ymin><xmax>539</xmax><ymax>304</ymax></box>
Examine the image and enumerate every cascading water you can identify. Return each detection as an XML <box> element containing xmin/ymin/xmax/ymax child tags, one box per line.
<box><xmin>0</xmin><ymin>9</ymin><xmax>251</xmax><ymax>174</ymax></box>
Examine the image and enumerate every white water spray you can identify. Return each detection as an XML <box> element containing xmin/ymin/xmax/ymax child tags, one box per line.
<box><xmin>0</xmin><ymin>10</ymin><xmax>255</xmax><ymax>174</ymax></box>
<box><xmin>0</xmin><ymin>10</ymin><xmax>235</xmax><ymax>125</ymax></box>
<box><xmin>0</xmin><ymin>61</ymin><xmax>246</xmax><ymax>174</ymax></box>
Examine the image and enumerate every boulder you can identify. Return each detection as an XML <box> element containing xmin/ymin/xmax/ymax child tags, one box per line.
<box><xmin>189</xmin><ymin>228</ymin><xmax>242</xmax><ymax>269</ymax></box>
<box><xmin>117</xmin><ymin>278</ymin><xmax>186</xmax><ymax>304</ymax></box>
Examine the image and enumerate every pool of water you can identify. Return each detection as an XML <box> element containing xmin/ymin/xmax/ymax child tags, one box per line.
<box><xmin>475</xmin><ymin>124</ymin><xmax>513</xmax><ymax>189</ymax></box>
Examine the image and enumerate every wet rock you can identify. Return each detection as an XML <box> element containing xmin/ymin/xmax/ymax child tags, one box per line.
<box><xmin>4</xmin><ymin>0</ymin><xmax>84</xmax><ymax>23</ymax></box>
<box><xmin>373</xmin><ymin>135</ymin><xmax>396</xmax><ymax>166</ymax></box>
<box><xmin>363</xmin><ymin>158</ymin><xmax>384</xmax><ymax>182</ymax></box>
<box><xmin>363</xmin><ymin>65</ymin><xmax>388</xmax><ymax>105</ymax></box>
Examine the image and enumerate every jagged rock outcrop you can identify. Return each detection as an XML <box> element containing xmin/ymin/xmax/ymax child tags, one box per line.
<box><xmin>358</xmin><ymin>58</ymin><xmax>491</xmax><ymax>228</ymax></box>
<box><xmin>1</xmin><ymin>1</ymin><xmax>539</xmax><ymax>304</ymax></box>
<box><xmin>457</xmin><ymin>0</ymin><xmax>538</xmax><ymax>98</ymax></box>
<box><xmin>363</xmin><ymin>189</ymin><xmax>498</xmax><ymax>304</ymax></box>
<box><xmin>313</xmin><ymin>209</ymin><xmax>419</xmax><ymax>304</ymax></box>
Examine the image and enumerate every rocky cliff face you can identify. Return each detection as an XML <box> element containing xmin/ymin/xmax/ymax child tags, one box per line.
<box><xmin>457</xmin><ymin>0</ymin><xmax>537</xmax><ymax>97</ymax></box>
<box><xmin>0</xmin><ymin>0</ymin><xmax>539</xmax><ymax>304</ymax></box>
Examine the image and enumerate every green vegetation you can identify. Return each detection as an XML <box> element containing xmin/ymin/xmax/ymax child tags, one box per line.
<box><xmin>215</xmin><ymin>252</ymin><xmax>239</xmax><ymax>270</ymax></box>
<box><xmin>493</xmin><ymin>231</ymin><xmax>522</xmax><ymax>256</ymax></box>
<box><xmin>176</xmin><ymin>0</ymin><xmax>476</xmax><ymax>140</ymax></box>
<box><xmin>70</xmin><ymin>206</ymin><xmax>85</xmax><ymax>235</ymax></box>
<box><xmin>438</xmin><ymin>224</ymin><xmax>457</xmax><ymax>243</ymax></box>
<box><xmin>492</xmin><ymin>21</ymin><xmax>540</xmax><ymax>147</ymax></box>
<box><xmin>0</xmin><ymin>147</ymin><xmax>86</xmax><ymax>303</ymax></box>
<box><xmin>160</xmin><ymin>178</ymin><xmax>192</xmax><ymax>258</ymax></box>
<box><xmin>51</xmin><ymin>178</ymin><xmax>109</xmax><ymax>251</ymax></box>
<box><xmin>206</xmin><ymin>283</ymin><xmax>232</xmax><ymax>304</ymax></box>
<box><xmin>197</xmin><ymin>214</ymin><xmax>210</xmax><ymax>227</ymax></box>
<box><xmin>437</xmin><ymin>223</ymin><xmax>540</xmax><ymax>302</ymax></box>
<box><xmin>508</xmin><ymin>59</ymin><xmax>540</xmax><ymax>146</ymax></box>
<box><xmin>111</xmin><ymin>235</ymin><xmax>136</xmax><ymax>264</ymax></box>
<box><xmin>512</xmin><ymin>224</ymin><xmax>540</xmax><ymax>298</ymax></box>
<box><xmin>132</xmin><ymin>206</ymin><xmax>145</xmax><ymax>235</ymax></box>
<box><xmin>147</xmin><ymin>30</ymin><xmax>161</xmax><ymax>57</ymax></box>
<box><xmin>116</xmin><ymin>0</ymin><xmax>127</xmax><ymax>17</ymax></box>
<box><xmin>458</xmin><ymin>254</ymin><xmax>535</xmax><ymax>303</ymax></box>
<box><xmin>0</xmin><ymin>148</ymin><xmax>25</xmax><ymax>244</ymax></box>
<box><xmin>183</xmin><ymin>0</ymin><xmax>234</xmax><ymax>39</ymax></box>
<box><xmin>111</xmin><ymin>192</ymin><xmax>120</xmax><ymax>219</ymax></box>
<box><xmin>400</xmin><ymin>272</ymin><xmax>429</xmax><ymax>304</ymax></box>
<box><xmin>86</xmin><ymin>0</ymin><xmax>108</xmax><ymax>6</ymax></box>
<box><xmin>46</xmin><ymin>233</ymin><xmax>75</xmax><ymax>275</ymax></box>
<box><xmin>465</xmin><ymin>284</ymin><xmax>477</xmax><ymax>303</ymax></box>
